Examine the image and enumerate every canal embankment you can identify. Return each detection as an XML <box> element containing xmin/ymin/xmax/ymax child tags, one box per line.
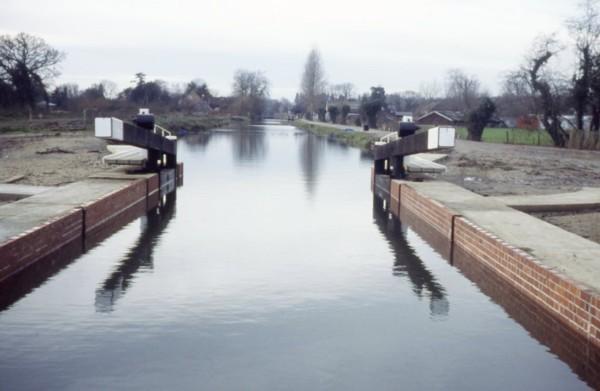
<box><xmin>0</xmin><ymin>164</ymin><xmax>183</xmax><ymax>283</ymax></box>
<box><xmin>293</xmin><ymin>119</ymin><xmax>385</xmax><ymax>149</ymax></box>
<box><xmin>374</xmin><ymin>175</ymin><xmax>600</xmax><ymax>348</ymax></box>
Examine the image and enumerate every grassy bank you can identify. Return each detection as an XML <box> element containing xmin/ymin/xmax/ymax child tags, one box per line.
<box><xmin>293</xmin><ymin>120</ymin><xmax>378</xmax><ymax>149</ymax></box>
<box><xmin>0</xmin><ymin>114</ymin><xmax>241</xmax><ymax>134</ymax></box>
<box><xmin>158</xmin><ymin>114</ymin><xmax>244</xmax><ymax>132</ymax></box>
<box><xmin>456</xmin><ymin>127</ymin><xmax>554</xmax><ymax>146</ymax></box>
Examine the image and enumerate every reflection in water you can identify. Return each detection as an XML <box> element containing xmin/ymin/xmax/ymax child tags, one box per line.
<box><xmin>0</xmin><ymin>240</ymin><xmax>83</xmax><ymax>313</ymax></box>
<box><xmin>359</xmin><ymin>149</ymin><xmax>374</xmax><ymax>163</ymax></box>
<box><xmin>182</xmin><ymin>132</ymin><xmax>213</xmax><ymax>152</ymax></box>
<box><xmin>452</xmin><ymin>247</ymin><xmax>600</xmax><ymax>390</ymax></box>
<box><xmin>95</xmin><ymin>192</ymin><xmax>177</xmax><ymax>313</ymax></box>
<box><xmin>231</xmin><ymin>126</ymin><xmax>267</xmax><ymax>163</ymax></box>
<box><xmin>299</xmin><ymin>133</ymin><xmax>323</xmax><ymax>196</ymax></box>
<box><xmin>372</xmin><ymin>196</ymin><xmax>449</xmax><ymax>318</ymax></box>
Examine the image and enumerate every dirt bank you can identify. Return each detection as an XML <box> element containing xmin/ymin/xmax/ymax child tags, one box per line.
<box><xmin>0</xmin><ymin>131</ymin><xmax>108</xmax><ymax>186</ymax></box>
<box><xmin>442</xmin><ymin>140</ymin><xmax>600</xmax><ymax>196</ymax></box>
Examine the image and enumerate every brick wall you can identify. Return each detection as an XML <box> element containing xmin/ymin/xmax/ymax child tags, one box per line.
<box><xmin>373</xmin><ymin>176</ymin><xmax>600</xmax><ymax>348</ymax></box>
<box><xmin>84</xmin><ymin>199</ymin><xmax>147</xmax><ymax>250</ymax></box>
<box><xmin>453</xmin><ymin>246</ymin><xmax>600</xmax><ymax>389</ymax></box>
<box><xmin>453</xmin><ymin>217</ymin><xmax>600</xmax><ymax>348</ymax></box>
<box><xmin>398</xmin><ymin>183</ymin><xmax>457</xmax><ymax>240</ymax></box>
<box><xmin>399</xmin><ymin>206</ymin><xmax>453</xmax><ymax>261</ymax></box>
<box><xmin>0</xmin><ymin>209</ymin><xmax>83</xmax><ymax>282</ymax></box>
<box><xmin>390</xmin><ymin>180</ymin><xmax>401</xmax><ymax>217</ymax></box>
<box><xmin>0</xmin><ymin>170</ymin><xmax>180</xmax><ymax>284</ymax></box>
<box><xmin>83</xmin><ymin>179</ymin><xmax>147</xmax><ymax>235</ymax></box>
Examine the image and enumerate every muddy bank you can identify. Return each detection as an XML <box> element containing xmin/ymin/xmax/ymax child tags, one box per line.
<box><xmin>441</xmin><ymin>140</ymin><xmax>600</xmax><ymax>196</ymax></box>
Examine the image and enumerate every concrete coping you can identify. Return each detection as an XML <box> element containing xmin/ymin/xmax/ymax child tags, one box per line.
<box><xmin>490</xmin><ymin>187</ymin><xmax>600</xmax><ymax>212</ymax></box>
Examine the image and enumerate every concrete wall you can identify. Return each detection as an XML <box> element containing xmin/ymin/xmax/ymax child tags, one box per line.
<box><xmin>385</xmin><ymin>178</ymin><xmax>600</xmax><ymax>348</ymax></box>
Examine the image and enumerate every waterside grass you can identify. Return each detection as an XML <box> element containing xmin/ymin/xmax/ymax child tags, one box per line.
<box><xmin>293</xmin><ymin>120</ymin><xmax>379</xmax><ymax>150</ymax></box>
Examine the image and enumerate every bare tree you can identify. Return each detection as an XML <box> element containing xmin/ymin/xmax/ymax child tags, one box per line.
<box><xmin>567</xmin><ymin>0</ymin><xmax>600</xmax><ymax>130</ymax></box>
<box><xmin>99</xmin><ymin>80</ymin><xmax>118</xmax><ymax>99</ymax></box>
<box><xmin>0</xmin><ymin>32</ymin><xmax>64</xmax><ymax>109</ymax></box>
<box><xmin>232</xmin><ymin>69</ymin><xmax>269</xmax><ymax>121</ymax></box>
<box><xmin>525</xmin><ymin>36</ymin><xmax>570</xmax><ymax>147</ymax></box>
<box><xmin>444</xmin><ymin>69</ymin><xmax>480</xmax><ymax>112</ymax></box>
<box><xmin>329</xmin><ymin>82</ymin><xmax>355</xmax><ymax>100</ymax></box>
<box><xmin>300</xmin><ymin>48</ymin><xmax>326</xmax><ymax>119</ymax></box>
<box><xmin>498</xmin><ymin>70</ymin><xmax>536</xmax><ymax>119</ymax></box>
<box><xmin>419</xmin><ymin>80</ymin><xmax>442</xmax><ymax>100</ymax></box>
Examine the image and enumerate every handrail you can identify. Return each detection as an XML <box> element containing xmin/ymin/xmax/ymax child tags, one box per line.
<box><xmin>153</xmin><ymin>124</ymin><xmax>172</xmax><ymax>137</ymax></box>
<box><xmin>379</xmin><ymin>132</ymin><xmax>399</xmax><ymax>144</ymax></box>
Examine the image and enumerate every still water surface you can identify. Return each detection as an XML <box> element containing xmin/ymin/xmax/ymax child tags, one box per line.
<box><xmin>0</xmin><ymin>122</ymin><xmax>591</xmax><ymax>390</ymax></box>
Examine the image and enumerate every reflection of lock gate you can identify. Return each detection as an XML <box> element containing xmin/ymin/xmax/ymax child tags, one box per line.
<box><xmin>95</xmin><ymin>108</ymin><xmax>178</xmax><ymax>171</ymax></box>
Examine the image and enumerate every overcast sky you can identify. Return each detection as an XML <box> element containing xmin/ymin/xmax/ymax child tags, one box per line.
<box><xmin>0</xmin><ymin>0</ymin><xmax>578</xmax><ymax>99</ymax></box>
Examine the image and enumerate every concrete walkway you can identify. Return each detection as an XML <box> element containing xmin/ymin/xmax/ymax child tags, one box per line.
<box><xmin>404</xmin><ymin>181</ymin><xmax>600</xmax><ymax>293</ymax></box>
<box><xmin>491</xmin><ymin>187</ymin><xmax>600</xmax><ymax>212</ymax></box>
<box><xmin>0</xmin><ymin>184</ymin><xmax>52</xmax><ymax>201</ymax></box>
<box><xmin>0</xmin><ymin>179</ymin><xmax>135</xmax><ymax>243</ymax></box>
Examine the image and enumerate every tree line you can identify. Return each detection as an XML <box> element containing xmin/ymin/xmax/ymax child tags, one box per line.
<box><xmin>295</xmin><ymin>0</ymin><xmax>600</xmax><ymax>148</ymax></box>
<box><xmin>0</xmin><ymin>32</ymin><xmax>277</xmax><ymax>121</ymax></box>
<box><xmin>294</xmin><ymin>47</ymin><xmax>496</xmax><ymax>141</ymax></box>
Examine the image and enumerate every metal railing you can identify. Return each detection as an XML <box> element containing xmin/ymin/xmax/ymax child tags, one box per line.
<box><xmin>153</xmin><ymin>124</ymin><xmax>173</xmax><ymax>137</ymax></box>
<box><xmin>374</xmin><ymin>132</ymin><xmax>399</xmax><ymax>146</ymax></box>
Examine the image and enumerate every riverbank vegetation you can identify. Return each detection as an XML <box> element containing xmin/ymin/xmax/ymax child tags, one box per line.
<box><xmin>293</xmin><ymin>120</ymin><xmax>377</xmax><ymax>150</ymax></box>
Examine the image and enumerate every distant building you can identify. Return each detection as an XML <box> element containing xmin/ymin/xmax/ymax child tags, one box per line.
<box><xmin>389</xmin><ymin>110</ymin><xmax>414</xmax><ymax>123</ymax></box>
<box><xmin>416</xmin><ymin>111</ymin><xmax>465</xmax><ymax>126</ymax></box>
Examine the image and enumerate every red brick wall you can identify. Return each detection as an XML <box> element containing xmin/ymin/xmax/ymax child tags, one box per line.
<box><xmin>453</xmin><ymin>217</ymin><xmax>600</xmax><ymax>348</ymax></box>
<box><xmin>399</xmin><ymin>205</ymin><xmax>453</xmax><ymax>260</ymax></box>
<box><xmin>400</xmin><ymin>184</ymin><xmax>458</xmax><ymax>240</ymax></box>
<box><xmin>147</xmin><ymin>174</ymin><xmax>159</xmax><ymax>197</ymax></box>
<box><xmin>374</xmin><ymin>176</ymin><xmax>600</xmax><ymax>348</ymax></box>
<box><xmin>0</xmin><ymin>209</ymin><xmax>83</xmax><ymax>282</ymax></box>
<box><xmin>83</xmin><ymin>179</ymin><xmax>147</xmax><ymax>234</ymax></box>
<box><xmin>84</xmin><ymin>199</ymin><xmax>147</xmax><ymax>250</ymax></box>
<box><xmin>390</xmin><ymin>180</ymin><xmax>401</xmax><ymax>217</ymax></box>
<box><xmin>0</xmin><ymin>173</ymin><xmax>177</xmax><ymax>284</ymax></box>
<box><xmin>453</xmin><ymin>246</ymin><xmax>600</xmax><ymax>389</ymax></box>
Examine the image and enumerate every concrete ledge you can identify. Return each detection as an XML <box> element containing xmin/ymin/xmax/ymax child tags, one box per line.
<box><xmin>0</xmin><ymin>184</ymin><xmax>52</xmax><ymax>201</ymax></box>
<box><xmin>491</xmin><ymin>187</ymin><xmax>600</xmax><ymax>212</ymax></box>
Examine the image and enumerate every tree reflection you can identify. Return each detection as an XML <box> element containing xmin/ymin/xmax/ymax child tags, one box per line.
<box><xmin>95</xmin><ymin>192</ymin><xmax>177</xmax><ymax>313</ymax></box>
<box><xmin>231</xmin><ymin>126</ymin><xmax>267</xmax><ymax>163</ymax></box>
<box><xmin>372</xmin><ymin>196</ymin><xmax>449</xmax><ymax>318</ymax></box>
<box><xmin>299</xmin><ymin>133</ymin><xmax>324</xmax><ymax>196</ymax></box>
<box><xmin>183</xmin><ymin>132</ymin><xmax>213</xmax><ymax>152</ymax></box>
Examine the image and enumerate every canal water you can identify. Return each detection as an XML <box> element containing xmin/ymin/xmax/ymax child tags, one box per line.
<box><xmin>0</xmin><ymin>122</ymin><xmax>593</xmax><ymax>390</ymax></box>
